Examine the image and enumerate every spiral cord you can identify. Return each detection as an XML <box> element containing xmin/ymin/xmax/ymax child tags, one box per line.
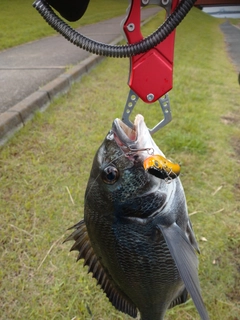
<box><xmin>33</xmin><ymin>0</ymin><xmax>196</xmax><ymax>58</ymax></box>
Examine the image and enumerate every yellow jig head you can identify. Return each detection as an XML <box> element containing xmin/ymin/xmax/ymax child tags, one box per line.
<box><xmin>143</xmin><ymin>155</ymin><xmax>180</xmax><ymax>181</ymax></box>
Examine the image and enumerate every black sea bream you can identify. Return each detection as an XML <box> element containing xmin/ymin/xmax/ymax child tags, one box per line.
<box><xmin>65</xmin><ymin>115</ymin><xmax>209</xmax><ymax>320</ymax></box>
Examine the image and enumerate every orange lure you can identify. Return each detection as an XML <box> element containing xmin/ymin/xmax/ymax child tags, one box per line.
<box><xmin>143</xmin><ymin>155</ymin><xmax>180</xmax><ymax>180</ymax></box>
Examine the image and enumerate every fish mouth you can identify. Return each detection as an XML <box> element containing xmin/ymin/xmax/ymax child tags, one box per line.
<box><xmin>112</xmin><ymin>115</ymin><xmax>150</xmax><ymax>151</ymax></box>
<box><xmin>112</xmin><ymin>117</ymin><xmax>138</xmax><ymax>147</ymax></box>
<box><xmin>112</xmin><ymin>114</ymin><xmax>164</xmax><ymax>161</ymax></box>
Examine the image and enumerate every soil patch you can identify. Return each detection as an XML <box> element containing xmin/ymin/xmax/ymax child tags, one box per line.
<box><xmin>221</xmin><ymin>115</ymin><xmax>239</xmax><ymax>125</ymax></box>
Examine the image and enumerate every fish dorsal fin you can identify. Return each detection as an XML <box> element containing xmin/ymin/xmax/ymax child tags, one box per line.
<box><xmin>64</xmin><ymin>220</ymin><xmax>138</xmax><ymax>318</ymax></box>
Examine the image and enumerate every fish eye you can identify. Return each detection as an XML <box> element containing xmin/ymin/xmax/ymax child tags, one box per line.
<box><xmin>102</xmin><ymin>166</ymin><xmax>119</xmax><ymax>184</ymax></box>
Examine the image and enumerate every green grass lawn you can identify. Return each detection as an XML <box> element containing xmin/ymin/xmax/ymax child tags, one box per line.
<box><xmin>0</xmin><ymin>0</ymin><xmax>129</xmax><ymax>51</ymax></box>
<box><xmin>1</xmin><ymin>7</ymin><xmax>240</xmax><ymax>320</ymax></box>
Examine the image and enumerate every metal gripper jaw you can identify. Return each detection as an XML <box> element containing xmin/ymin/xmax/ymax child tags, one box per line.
<box><xmin>122</xmin><ymin>89</ymin><xmax>172</xmax><ymax>135</ymax></box>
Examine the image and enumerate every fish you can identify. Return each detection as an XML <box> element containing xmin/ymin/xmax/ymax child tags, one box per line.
<box><xmin>65</xmin><ymin>114</ymin><xmax>209</xmax><ymax>320</ymax></box>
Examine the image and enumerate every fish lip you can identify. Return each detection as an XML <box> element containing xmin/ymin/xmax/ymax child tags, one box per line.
<box><xmin>112</xmin><ymin>119</ymin><xmax>137</xmax><ymax>147</ymax></box>
<box><xmin>111</xmin><ymin>115</ymin><xmax>146</xmax><ymax>149</ymax></box>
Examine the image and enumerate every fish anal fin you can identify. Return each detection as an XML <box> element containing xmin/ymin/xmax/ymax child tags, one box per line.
<box><xmin>157</xmin><ymin>223</ymin><xmax>209</xmax><ymax>320</ymax></box>
<box><xmin>64</xmin><ymin>220</ymin><xmax>138</xmax><ymax>318</ymax></box>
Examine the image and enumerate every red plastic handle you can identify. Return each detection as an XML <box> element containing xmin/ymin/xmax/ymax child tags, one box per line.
<box><xmin>123</xmin><ymin>0</ymin><xmax>179</xmax><ymax>103</ymax></box>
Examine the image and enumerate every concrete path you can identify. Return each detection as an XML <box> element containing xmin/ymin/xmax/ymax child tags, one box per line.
<box><xmin>220</xmin><ymin>21</ymin><xmax>240</xmax><ymax>72</ymax></box>
<box><xmin>0</xmin><ymin>7</ymin><xmax>160</xmax><ymax>145</ymax></box>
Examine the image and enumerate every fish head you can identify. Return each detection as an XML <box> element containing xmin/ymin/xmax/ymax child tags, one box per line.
<box><xmin>84</xmin><ymin>115</ymin><xmax>182</xmax><ymax>224</ymax></box>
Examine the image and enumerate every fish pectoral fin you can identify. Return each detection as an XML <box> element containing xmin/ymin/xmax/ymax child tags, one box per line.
<box><xmin>64</xmin><ymin>220</ymin><xmax>138</xmax><ymax>318</ymax></box>
<box><xmin>157</xmin><ymin>223</ymin><xmax>209</xmax><ymax>320</ymax></box>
